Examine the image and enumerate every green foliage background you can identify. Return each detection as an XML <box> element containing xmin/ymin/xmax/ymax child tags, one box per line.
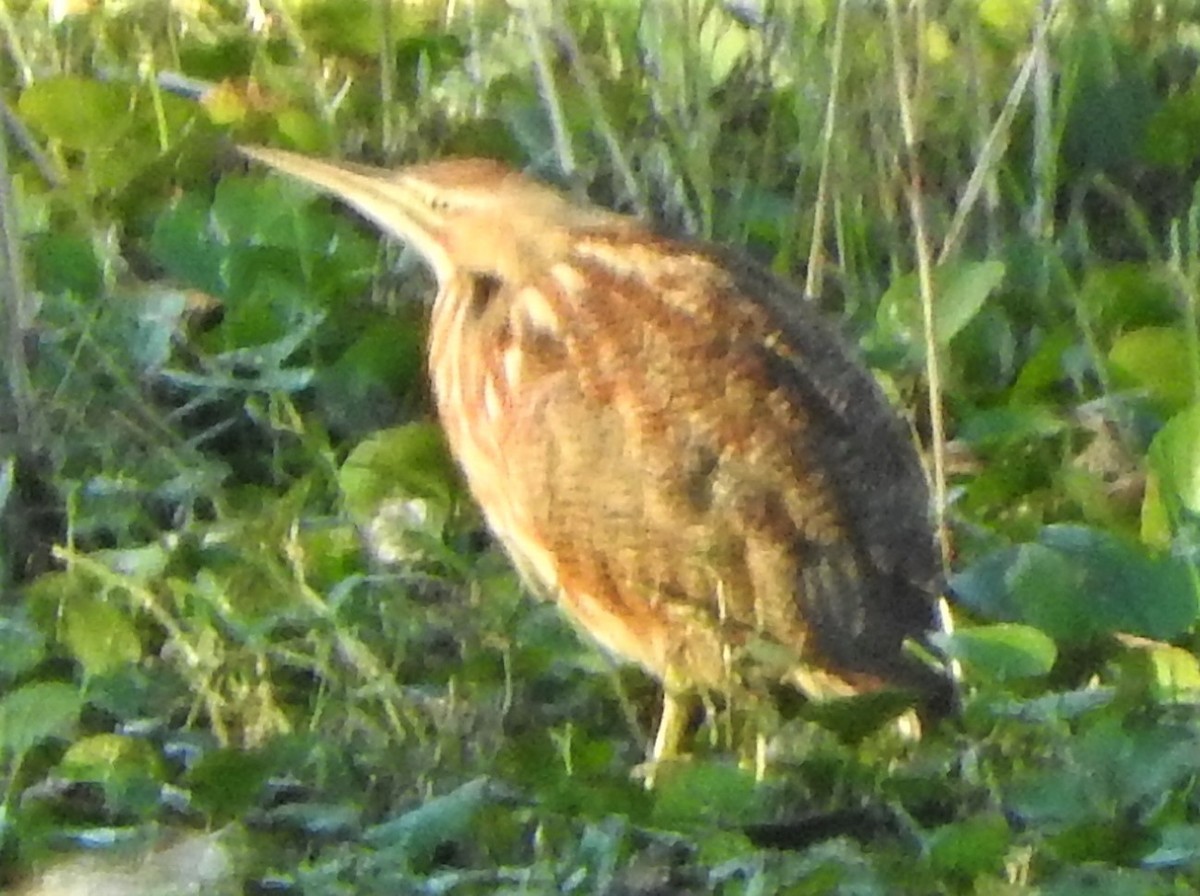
<box><xmin>1</xmin><ymin>0</ymin><xmax>1199</xmax><ymax>893</ymax></box>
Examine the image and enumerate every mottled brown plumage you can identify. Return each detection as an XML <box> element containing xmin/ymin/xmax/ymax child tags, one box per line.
<box><xmin>240</xmin><ymin>146</ymin><xmax>951</xmax><ymax>770</ymax></box>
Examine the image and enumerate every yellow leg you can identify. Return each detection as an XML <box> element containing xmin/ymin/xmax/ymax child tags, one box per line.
<box><xmin>642</xmin><ymin>689</ymin><xmax>690</xmax><ymax>789</ymax></box>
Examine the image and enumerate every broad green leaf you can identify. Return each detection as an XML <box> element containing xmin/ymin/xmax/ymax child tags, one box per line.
<box><xmin>151</xmin><ymin>193</ymin><xmax>225</xmax><ymax>296</ymax></box>
<box><xmin>651</xmin><ymin>761</ymin><xmax>760</xmax><ymax>831</ymax></box>
<box><xmin>1143</xmin><ymin>404</ymin><xmax>1200</xmax><ymax>545</ymax></box>
<box><xmin>63</xmin><ymin>594</ymin><xmax>143</xmax><ymax>676</ymax></box>
<box><xmin>1078</xmin><ymin>264</ymin><xmax>1177</xmax><ymax>332</ymax></box>
<box><xmin>1007</xmin><ymin>543</ymin><xmax>1092</xmax><ymax>643</ymax></box>
<box><xmin>298</xmin><ymin>0</ymin><xmax>380</xmax><ymax>58</ymax></box>
<box><xmin>1037</xmin><ymin>525</ymin><xmax>1198</xmax><ymax>641</ymax></box>
<box><xmin>365</xmin><ymin>777</ymin><xmax>492</xmax><ymax>872</ymax></box>
<box><xmin>1142</xmin><ymin>85</ymin><xmax>1200</xmax><ymax>169</ymax></box>
<box><xmin>934</xmin><ymin>623</ymin><xmax>1056</xmax><ymax>683</ymax></box>
<box><xmin>1011</xmin><ymin>328</ymin><xmax>1079</xmax><ymax>400</ymax></box>
<box><xmin>274</xmin><ymin>107</ymin><xmax>330</xmax><ymax>153</ymax></box>
<box><xmin>957</xmin><ymin>404</ymin><xmax>1065</xmax><ymax>447</ymax></box>
<box><xmin>60</xmin><ymin>733</ymin><xmax>165</xmax><ymax>785</ymax></box>
<box><xmin>1073</xmin><ymin>717</ymin><xmax>1199</xmax><ymax>813</ymax></box>
<box><xmin>27</xmin><ymin>233</ymin><xmax>104</xmax><ymax>299</ymax></box>
<box><xmin>926</xmin><ymin>813</ymin><xmax>1011</xmax><ymax>877</ymax></box>
<box><xmin>1144</xmin><ymin>644</ymin><xmax>1200</xmax><ymax>703</ymax></box>
<box><xmin>18</xmin><ymin>76</ymin><xmax>131</xmax><ymax>149</ymax></box>
<box><xmin>1109</xmin><ymin>327</ymin><xmax>1198</xmax><ymax>416</ymax></box>
<box><xmin>801</xmin><ymin>688</ymin><xmax>923</xmax><ymax>744</ymax></box>
<box><xmin>1009</xmin><ymin>768</ymin><xmax>1097</xmax><ymax>829</ymax></box>
<box><xmin>92</xmin><ymin>544</ymin><xmax>171</xmax><ymax>581</ymax></box>
<box><xmin>936</xmin><ymin>262</ymin><xmax>1007</xmax><ymax>344</ymax></box>
<box><xmin>212</xmin><ymin>177</ymin><xmax>296</xmax><ymax>246</ymax></box>
<box><xmin>949</xmin><ymin>546</ymin><xmax>1024</xmax><ymax>622</ymax></box>
<box><xmin>296</xmin><ymin>523</ymin><xmax>364</xmax><ymax>592</ymax></box>
<box><xmin>978</xmin><ymin>0</ymin><xmax>1038</xmax><ymax>38</ymax></box>
<box><xmin>339</xmin><ymin>424</ymin><xmax>460</xmax><ymax>523</ymax></box>
<box><xmin>957</xmin><ymin>527</ymin><xmax>1198</xmax><ymax>643</ymax></box>
<box><xmin>698</xmin><ymin>7</ymin><xmax>752</xmax><ymax>86</ymax></box>
<box><xmin>214</xmin><ymin>269</ymin><xmax>312</xmax><ymax>350</ymax></box>
<box><xmin>1049</xmin><ymin>820</ymin><xmax>1144</xmax><ymax>866</ymax></box>
<box><xmin>0</xmin><ymin>681</ymin><xmax>83</xmax><ymax>755</ymax></box>
<box><xmin>187</xmin><ymin>747</ymin><xmax>281</xmax><ymax>818</ymax></box>
<box><xmin>876</xmin><ymin>261</ymin><xmax>1005</xmax><ymax>353</ymax></box>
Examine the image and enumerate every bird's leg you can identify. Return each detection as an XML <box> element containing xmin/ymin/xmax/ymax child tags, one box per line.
<box><xmin>737</xmin><ymin>690</ymin><xmax>779</xmax><ymax>783</ymax></box>
<box><xmin>640</xmin><ymin>686</ymin><xmax>691</xmax><ymax>789</ymax></box>
<box><xmin>652</xmin><ymin>689</ymin><xmax>690</xmax><ymax>762</ymax></box>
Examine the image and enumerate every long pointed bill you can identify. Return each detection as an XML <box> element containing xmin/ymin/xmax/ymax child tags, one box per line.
<box><xmin>238</xmin><ymin>145</ymin><xmax>454</xmax><ymax>283</ymax></box>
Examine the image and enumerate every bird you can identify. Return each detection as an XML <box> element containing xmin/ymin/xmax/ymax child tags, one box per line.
<box><xmin>239</xmin><ymin>145</ymin><xmax>952</xmax><ymax>776</ymax></box>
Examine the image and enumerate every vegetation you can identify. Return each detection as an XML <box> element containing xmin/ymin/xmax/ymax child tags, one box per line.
<box><xmin>1</xmin><ymin>0</ymin><xmax>1199</xmax><ymax>892</ymax></box>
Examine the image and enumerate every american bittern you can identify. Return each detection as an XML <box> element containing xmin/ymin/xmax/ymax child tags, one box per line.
<box><xmin>241</xmin><ymin>146</ymin><xmax>952</xmax><ymax>772</ymax></box>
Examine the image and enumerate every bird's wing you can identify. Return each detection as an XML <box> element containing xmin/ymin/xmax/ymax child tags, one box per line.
<box><xmin>482</xmin><ymin>243</ymin><xmax>941</xmax><ymax>697</ymax></box>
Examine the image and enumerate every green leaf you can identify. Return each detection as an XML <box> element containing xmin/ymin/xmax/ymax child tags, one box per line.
<box><xmin>926</xmin><ymin>813</ymin><xmax>1011</xmax><ymax>877</ymax></box>
<box><xmin>18</xmin><ymin>76</ymin><xmax>132</xmax><ymax>149</ymax></box>
<box><xmin>0</xmin><ymin>681</ymin><xmax>83</xmax><ymax>756</ymax></box>
<box><xmin>151</xmin><ymin>193</ymin><xmax>225</xmax><ymax>296</ymax></box>
<box><xmin>801</xmin><ymin>688</ymin><xmax>923</xmax><ymax>744</ymax></box>
<box><xmin>1007</xmin><ymin>543</ymin><xmax>1094</xmax><ymax>644</ymax></box>
<box><xmin>63</xmin><ymin>594</ymin><xmax>144</xmax><ymax>677</ymax></box>
<box><xmin>364</xmin><ymin>777</ymin><xmax>492</xmax><ymax>872</ymax></box>
<box><xmin>60</xmin><ymin>733</ymin><xmax>165</xmax><ymax>811</ymax></box>
<box><xmin>1142</xmin><ymin>84</ymin><xmax>1200</xmax><ymax>169</ymax></box>
<box><xmin>1078</xmin><ymin>264</ymin><xmax>1177</xmax><ymax>333</ymax></box>
<box><xmin>92</xmin><ymin>544</ymin><xmax>171</xmax><ymax>581</ymax></box>
<box><xmin>957</xmin><ymin>404</ymin><xmax>1065</xmax><ymax>448</ymax></box>
<box><xmin>934</xmin><ymin>261</ymin><xmax>1008</xmax><ymax>345</ymax></box>
<box><xmin>934</xmin><ymin>623</ymin><xmax>1056</xmax><ymax>683</ymax></box>
<box><xmin>187</xmin><ymin>746</ymin><xmax>281</xmax><ymax>818</ymax></box>
<box><xmin>698</xmin><ymin>7</ymin><xmax>752</xmax><ymax>87</ymax></box>
<box><xmin>1142</xmin><ymin>644</ymin><xmax>1200</xmax><ymax>703</ymax></box>
<box><xmin>339</xmin><ymin>424</ymin><xmax>460</xmax><ymax>524</ymax></box>
<box><xmin>650</xmin><ymin>761</ymin><xmax>760</xmax><ymax>832</ymax></box>
<box><xmin>978</xmin><ymin>0</ymin><xmax>1038</xmax><ymax>38</ymax></box>
<box><xmin>0</xmin><ymin>616</ymin><xmax>47</xmax><ymax>679</ymax></box>
<box><xmin>949</xmin><ymin>547</ymin><xmax>1024</xmax><ymax>621</ymax></box>
<box><xmin>955</xmin><ymin>527</ymin><xmax>1199</xmax><ymax>643</ymax></box>
<box><xmin>876</xmin><ymin>261</ymin><xmax>1005</xmax><ymax>353</ymax></box>
<box><xmin>1037</xmin><ymin>525</ymin><xmax>1198</xmax><ymax>641</ymax></box>
<box><xmin>298</xmin><ymin>0</ymin><xmax>380</xmax><ymax>58</ymax></box>
<box><xmin>1011</xmin><ymin>328</ymin><xmax>1078</xmax><ymax>400</ymax></box>
<box><xmin>1109</xmin><ymin>327</ymin><xmax>1198</xmax><ymax>416</ymax></box>
<box><xmin>1143</xmin><ymin>404</ymin><xmax>1200</xmax><ymax>545</ymax></box>
<box><xmin>27</xmin><ymin>233</ymin><xmax>104</xmax><ymax>299</ymax></box>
